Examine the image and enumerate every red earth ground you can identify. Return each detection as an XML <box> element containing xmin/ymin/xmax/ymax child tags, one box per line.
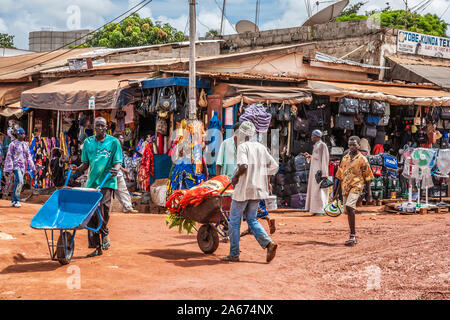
<box><xmin>0</xmin><ymin>200</ymin><xmax>449</xmax><ymax>300</ymax></box>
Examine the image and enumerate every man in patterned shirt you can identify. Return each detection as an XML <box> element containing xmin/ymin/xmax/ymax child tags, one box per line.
<box><xmin>332</xmin><ymin>136</ymin><xmax>373</xmax><ymax>246</ymax></box>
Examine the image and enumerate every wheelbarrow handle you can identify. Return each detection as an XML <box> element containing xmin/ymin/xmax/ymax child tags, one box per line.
<box><xmin>64</xmin><ymin>169</ymin><xmax>73</xmax><ymax>187</ymax></box>
<box><xmin>97</xmin><ymin>172</ymin><xmax>112</xmax><ymax>190</ymax></box>
<box><xmin>219</xmin><ymin>182</ymin><xmax>233</xmax><ymax>197</ymax></box>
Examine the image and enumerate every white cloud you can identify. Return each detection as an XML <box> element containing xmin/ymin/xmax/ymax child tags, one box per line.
<box><xmin>0</xmin><ymin>18</ymin><xmax>8</xmax><ymax>33</ymax></box>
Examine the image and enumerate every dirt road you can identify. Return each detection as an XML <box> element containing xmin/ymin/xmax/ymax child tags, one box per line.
<box><xmin>0</xmin><ymin>200</ymin><xmax>449</xmax><ymax>300</ymax></box>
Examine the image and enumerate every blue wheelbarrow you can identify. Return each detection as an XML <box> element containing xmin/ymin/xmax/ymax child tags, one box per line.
<box><xmin>30</xmin><ymin>170</ymin><xmax>111</xmax><ymax>265</ymax></box>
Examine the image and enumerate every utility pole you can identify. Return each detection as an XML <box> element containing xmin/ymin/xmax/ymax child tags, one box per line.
<box><xmin>220</xmin><ymin>0</ymin><xmax>226</xmax><ymax>36</ymax></box>
<box><xmin>189</xmin><ymin>0</ymin><xmax>197</xmax><ymax>121</ymax></box>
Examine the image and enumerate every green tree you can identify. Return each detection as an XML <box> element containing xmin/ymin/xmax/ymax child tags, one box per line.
<box><xmin>0</xmin><ymin>33</ymin><xmax>15</xmax><ymax>48</ymax></box>
<box><xmin>204</xmin><ymin>29</ymin><xmax>219</xmax><ymax>38</ymax></box>
<box><xmin>75</xmin><ymin>13</ymin><xmax>187</xmax><ymax>48</ymax></box>
<box><xmin>338</xmin><ymin>1</ymin><xmax>367</xmax><ymax>17</ymax></box>
<box><xmin>336</xmin><ymin>8</ymin><xmax>448</xmax><ymax>37</ymax></box>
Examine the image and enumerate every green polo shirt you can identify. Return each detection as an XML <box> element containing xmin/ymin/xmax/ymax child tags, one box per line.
<box><xmin>81</xmin><ymin>135</ymin><xmax>123</xmax><ymax>190</ymax></box>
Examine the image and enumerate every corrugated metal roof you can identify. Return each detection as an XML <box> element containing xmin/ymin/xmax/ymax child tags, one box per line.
<box><xmin>314</xmin><ymin>52</ymin><xmax>388</xmax><ymax>69</ymax></box>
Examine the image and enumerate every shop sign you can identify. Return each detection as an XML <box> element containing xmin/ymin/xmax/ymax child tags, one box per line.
<box><xmin>397</xmin><ymin>30</ymin><xmax>450</xmax><ymax>59</ymax></box>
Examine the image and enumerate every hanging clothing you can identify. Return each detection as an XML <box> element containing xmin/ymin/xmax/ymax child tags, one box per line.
<box><xmin>305</xmin><ymin>140</ymin><xmax>330</xmax><ymax>214</ymax></box>
<box><xmin>138</xmin><ymin>142</ymin><xmax>155</xmax><ymax>192</ymax></box>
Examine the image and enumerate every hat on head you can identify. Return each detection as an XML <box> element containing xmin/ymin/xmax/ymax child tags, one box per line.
<box><xmin>312</xmin><ymin>129</ymin><xmax>323</xmax><ymax>138</ymax></box>
<box><xmin>16</xmin><ymin>127</ymin><xmax>25</xmax><ymax>135</ymax></box>
<box><xmin>239</xmin><ymin>121</ymin><xmax>256</xmax><ymax>137</ymax></box>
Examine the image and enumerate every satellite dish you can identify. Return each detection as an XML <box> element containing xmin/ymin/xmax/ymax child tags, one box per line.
<box><xmin>301</xmin><ymin>0</ymin><xmax>350</xmax><ymax>27</ymax></box>
<box><xmin>236</xmin><ymin>20</ymin><xmax>259</xmax><ymax>33</ymax></box>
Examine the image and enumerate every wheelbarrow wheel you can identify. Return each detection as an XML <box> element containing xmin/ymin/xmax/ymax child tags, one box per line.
<box><xmin>56</xmin><ymin>231</ymin><xmax>74</xmax><ymax>265</ymax></box>
<box><xmin>197</xmin><ymin>224</ymin><xmax>219</xmax><ymax>254</ymax></box>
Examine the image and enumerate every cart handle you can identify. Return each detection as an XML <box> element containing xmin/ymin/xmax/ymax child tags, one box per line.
<box><xmin>219</xmin><ymin>182</ymin><xmax>233</xmax><ymax>197</ymax></box>
<box><xmin>64</xmin><ymin>169</ymin><xmax>72</xmax><ymax>187</ymax></box>
<box><xmin>97</xmin><ymin>172</ymin><xmax>112</xmax><ymax>190</ymax></box>
<box><xmin>85</xmin><ymin>208</ymin><xmax>103</xmax><ymax>233</ymax></box>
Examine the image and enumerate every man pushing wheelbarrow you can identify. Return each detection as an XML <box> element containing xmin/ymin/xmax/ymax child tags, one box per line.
<box><xmin>71</xmin><ymin>117</ymin><xmax>123</xmax><ymax>258</ymax></box>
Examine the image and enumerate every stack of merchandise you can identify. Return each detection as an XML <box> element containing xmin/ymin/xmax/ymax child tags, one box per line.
<box><xmin>366</xmin><ymin>153</ymin><xmax>400</xmax><ymax>201</ymax></box>
<box><xmin>273</xmin><ymin>154</ymin><xmax>310</xmax><ymax>208</ymax></box>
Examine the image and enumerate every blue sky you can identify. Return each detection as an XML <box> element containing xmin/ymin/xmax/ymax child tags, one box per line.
<box><xmin>1</xmin><ymin>0</ymin><xmax>449</xmax><ymax>50</ymax></box>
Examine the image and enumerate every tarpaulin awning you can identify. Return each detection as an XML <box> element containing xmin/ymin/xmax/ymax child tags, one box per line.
<box><xmin>21</xmin><ymin>73</ymin><xmax>149</xmax><ymax>111</ymax></box>
<box><xmin>222</xmin><ymin>83</ymin><xmax>312</xmax><ymax>108</ymax></box>
<box><xmin>308</xmin><ymin>80</ymin><xmax>450</xmax><ymax>106</ymax></box>
<box><xmin>0</xmin><ymin>101</ymin><xmax>23</xmax><ymax>118</ymax></box>
<box><xmin>0</xmin><ymin>83</ymin><xmax>37</xmax><ymax>106</ymax></box>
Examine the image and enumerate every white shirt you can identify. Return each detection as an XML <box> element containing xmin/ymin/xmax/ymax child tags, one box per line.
<box><xmin>232</xmin><ymin>141</ymin><xmax>279</xmax><ymax>201</ymax></box>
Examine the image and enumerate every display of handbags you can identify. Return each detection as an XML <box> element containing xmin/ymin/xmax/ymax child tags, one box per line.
<box><xmin>370</xmin><ymin>100</ymin><xmax>386</xmax><ymax>115</ymax></box>
<box><xmin>378</xmin><ymin>115</ymin><xmax>390</xmax><ymax>126</ymax></box>
<box><xmin>366</xmin><ymin>114</ymin><xmax>381</xmax><ymax>126</ymax></box>
<box><xmin>157</xmin><ymin>86</ymin><xmax>178</xmax><ymax>112</ymax></box>
<box><xmin>358</xmin><ymin>99</ymin><xmax>370</xmax><ymax>113</ymax></box>
<box><xmin>291</xmin><ymin>154</ymin><xmax>310</xmax><ymax>172</ymax></box>
<box><xmin>440</xmin><ymin>106</ymin><xmax>450</xmax><ymax>120</ymax></box>
<box><xmin>362</xmin><ymin>123</ymin><xmax>377</xmax><ymax>138</ymax></box>
<box><xmin>292</xmin><ymin>139</ymin><xmax>312</xmax><ymax>155</ymax></box>
<box><xmin>338</xmin><ymin>97</ymin><xmax>359</xmax><ymax>115</ymax></box>
<box><xmin>335</xmin><ymin>114</ymin><xmax>354</xmax><ymax>130</ymax></box>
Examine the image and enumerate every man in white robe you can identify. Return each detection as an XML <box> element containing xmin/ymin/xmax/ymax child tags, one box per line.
<box><xmin>305</xmin><ymin>130</ymin><xmax>330</xmax><ymax>216</ymax></box>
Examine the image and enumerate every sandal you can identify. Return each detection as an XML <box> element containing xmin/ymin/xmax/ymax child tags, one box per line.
<box><xmin>102</xmin><ymin>241</ymin><xmax>110</xmax><ymax>250</ymax></box>
<box><xmin>344</xmin><ymin>234</ymin><xmax>357</xmax><ymax>246</ymax></box>
<box><xmin>86</xmin><ymin>248</ymin><xmax>103</xmax><ymax>258</ymax></box>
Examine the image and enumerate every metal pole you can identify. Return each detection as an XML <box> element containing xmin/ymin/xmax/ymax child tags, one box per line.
<box><xmin>189</xmin><ymin>0</ymin><xmax>197</xmax><ymax>121</ymax></box>
<box><xmin>220</xmin><ymin>0</ymin><xmax>226</xmax><ymax>35</ymax></box>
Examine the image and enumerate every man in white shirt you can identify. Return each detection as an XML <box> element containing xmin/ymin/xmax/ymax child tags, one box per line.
<box><xmin>221</xmin><ymin>121</ymin><xmax>279</xmax><ymax>263</ymax></box>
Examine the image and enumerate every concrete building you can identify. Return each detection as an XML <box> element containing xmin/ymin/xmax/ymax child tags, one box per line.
<box><xmin>29</xmin><ymin>29</ymin><xmax>93</xmax><ymax>52</ymax></box>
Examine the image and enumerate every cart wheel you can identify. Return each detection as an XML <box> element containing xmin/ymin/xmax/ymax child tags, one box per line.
<box><xmin>197</xmin><ymin>224</ymin><xmax>219</xmax><ymax>254</ymax></box>
<box><xmin>56</xmin><ymin>231</ymin><xmax>74</xmax><ymax>265</ymax></box>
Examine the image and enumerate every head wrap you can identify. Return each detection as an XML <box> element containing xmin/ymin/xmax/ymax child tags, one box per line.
<box><xmin>16</xmin><ymin>127</ymin><xmax>25</xmax><ymax>135</ymax></box>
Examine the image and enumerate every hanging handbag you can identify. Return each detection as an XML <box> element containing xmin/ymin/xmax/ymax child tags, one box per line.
<box><xmin>358</xmin><ymin>99</ymin><xmax>370</xmax><ymax>113</ymax></box>
<box><xmin>149</xmin><ymin>88</ymin><xmax>158</xmax><ymax>114</ymax></box>
<box><xmin>414</xmin><ymin>107</ymin><xmax>422</xmax><ymax>126</ymax></box>
<box><xmin>338</xmin><ymin>97</ymin><xmax>359</xmax><ymax>115</ymax></box>
<box><xmin>157</xmin><ymin>86</ymin><xmax>177</xmax><ymax>112</ymax></box>
<box><xmin>155</xmin><ymin>118</ymin><xmax>168</xmax><ymax>136</ymax></box>
<box><xmin>293</xmin><ymin>104</ymin><xmax>309</xmax><ymax>133</ymax></box>
<box><xmin>198</xmin><ymin>89</ymin><xmax>208</xmax><ymax>108</ymax></box>
<box><xmin>370</xmin><ymin>100</ymin><xmax>386</xmax><ymax>115</ymax></box>
<box><xmin>335</xmin><ymin>114</ymin><xmax>354</xmax><ymax>130</ymax></box>
<box><xmin>366</xmin><ymin>114</ymin><xmax>381</xmax><ymax>126</ymax></box>
<box><xmin>378</xmin><ymin>115</ymin><xmax>390</xmax><ymax>126</ymax></box>
<box><xmin>362</xmin><ymin>123</ymin><xmax>377</xmax><ymax>138</ymax></box>
<box><xmin>440</xmin><ymin>106</ymin><xmax>450</xmax><ymax>120</ymax></box>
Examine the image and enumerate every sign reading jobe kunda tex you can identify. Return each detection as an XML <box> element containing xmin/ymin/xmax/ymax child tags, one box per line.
<box><xmin>397</xmin><ymin>30</ymin><xmax>450</xmax><ymax>59</ymax></box>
